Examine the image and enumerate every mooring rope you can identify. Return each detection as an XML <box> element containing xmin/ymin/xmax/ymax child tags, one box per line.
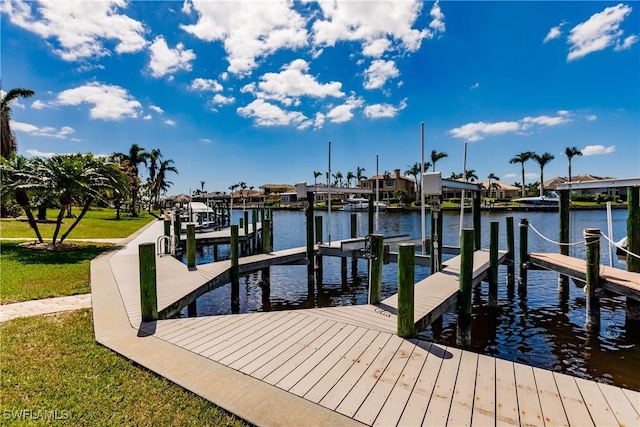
<box><xmin>527</xmin><ymin>222</ymin><xmax>586</xmax><ymax>247</ymax></box>
<box><xmin>600</xmin><ymin>232</ymin><xmax>640</xmax><ymax>260</ymax></box>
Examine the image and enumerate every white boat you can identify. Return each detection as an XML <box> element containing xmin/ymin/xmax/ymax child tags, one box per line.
<box><xmin>340</xmin><ymin>197</ymin><xmax>387</xmax><ymax>212</ymax></box>
<box><xmin>176</xmin><ymin>202</ymin><xmax>218</xmax><ymax>230</ymax></box>
<box><xmin>513</xmin><ymin>191</ymin><xmax>560</xmax><ymax>206</ymax></box>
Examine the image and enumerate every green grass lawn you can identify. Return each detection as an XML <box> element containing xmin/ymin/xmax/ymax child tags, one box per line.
<box><xmin>0</xmin><ymin>241</ymin><xmax>114</xmax><ymax>304</ymax></box>
<box><xmin>0</xmin><ymin>309</ymin><xmax>248</xmax><ymax>426</ymax></box>
<box><xmin>0</xmin><ymin>207</ymin><xmax>157</xmax><ymax>239</ymax></box>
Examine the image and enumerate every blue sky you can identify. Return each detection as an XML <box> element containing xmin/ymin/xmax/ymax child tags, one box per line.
<box><xmin>2</xmin><ymin>1</ymin><xmax>639</xmax><ymax>195</ymax></box>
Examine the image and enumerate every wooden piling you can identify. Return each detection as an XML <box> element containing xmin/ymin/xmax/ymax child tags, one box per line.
<box><xmin>489</xmin><ymin>221</ymin><xmax>499</xmax><ymax>306</ymax></box>
<box><xmin>139</xmin><ymin>242</ymin><xmax>157</xmax><ymax>322</ymax></box>
<box><xmin>558</xmin><ymin>189</ymin><xmax>570</xmax><ymax>297</ymax></box>
<box><xmin>397</xmin><ymin>243</ymin><xmax>416</xmax><ymax>338</ymax></box>
<box><xmin>626</xmin><ymin>186</ymin><xmax>640</xmax><ymax>321</ymax></box>
<box><xmin>173</xmin><ymin>211</ymin><xmax>181</xmax><ymax>246</ymax></box>
<box><xmin>262</xmin><ymin>219</ymin><xmax>272</xmax><ymax>253</ymax></box>
<box><xmin>584</xmin><ymin>228</ymin><xmax>601</xmax><ymax>333</ymax></box>
<box><xmin>230</xmin><ymin>225</ymin><xmax>239</xmax><ymax>310</ymax></box>
<box><xmin>186</xmin><ymin>224</ymin><xmax>196</xmax><ymax>269</ymax></box>
<box><xmin>188</xmin><ymin>301</ymin><xmax>197</xmax><ymax>317</ymax></box>
<box><xmin>243</xmin><ymin>211</ymin><xmax>249</xmax><ymax>236</ymax></box>
<box><xmin>456</xmin><ymin>229</ymin><xmax>474</xmax><ymax>347</ymax></box>
<box><xmin>518</xmin><ymin>218</ymin><xmax>529</xmax><ymax>294</ymax></box>
<box><xmin>506</xmin><ymin>216</ymin><xmax>515</xmax><ymax>288</ymax></box>
<box><xmin>163</xmin><ymin>219</ymin><xmax>171</xmax><ymax>254</ymax></box>
<box><xmin>368</xmin><ymin>234</ymin><xmax>384</xmax><ymax>305</ymax></box>
<box><xmin>306</xmin><ymin>192</ymin><xmax>315</xmax><ymax>291</ymax></box>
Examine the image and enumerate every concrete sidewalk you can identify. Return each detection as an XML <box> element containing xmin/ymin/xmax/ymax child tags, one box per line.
<box><xmin>0</xmin><ymin>294</ymin><xmax>92</xmax><ymax>322</ymax></box>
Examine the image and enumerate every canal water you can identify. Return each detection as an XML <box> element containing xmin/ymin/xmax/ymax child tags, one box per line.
<box><xmin>181</xmin><ymin>208</ymin><xmax>640</xmax><ymax>391</ymax></box>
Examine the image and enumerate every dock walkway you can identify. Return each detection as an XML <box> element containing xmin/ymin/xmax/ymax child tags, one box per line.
<box><xmin>92</xmin><ymin>219</ymin><xmax>640</xmax><ymax>426</ymax></box>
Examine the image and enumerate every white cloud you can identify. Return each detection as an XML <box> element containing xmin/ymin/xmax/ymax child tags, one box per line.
<box><xmin>181</xmin><ymin>0</ymin><xmax>308</xmax><ymax>76</ymax></box>
<box><xmin>189</xmin><ymin>78</ymin><xmax>223</xmax><ymax>92</ymax></box>
<box><xmin>149</xmin><ymin>105</ymin><xmax>164</xmax><ymax>114</ymax></box>
<box><xmin>143</xmin><ymin>114</ymin><xmax>152</xmax><ymax>120</ymax></box>
<box><xmin>55</xmin><ymin>82</ymin><xmax>142</xmax><ymax>120</ymax></box>
<box><xmin>429</xmin><ymin>0</ymin><xmax>446</xmax><ymax>34</ymax></box>
<box><xmin>364</xmin><ymin>99</ymin><xmax>407</xmax><ymax>119</ymax></box>
<box><xmin>311</xmin><ymin>1</ymin><xmax>430</xmax><ymax>56</ymax></box>
<box><xmin>219</xmin><ymin>72</ymin><xmax>229</xmax><ymax>81</ymax></box>
<box><xmin>586</xmin><ymin>114</ymin><xmax>598</xmax><ymax>121</ymax></box>
<box><xmin>363</xmin><ymin>59</ymin><xmax>399</xmax><ymax>89</ymax></box>
<box><xmin>313</xmin><ymin>112</ymin><xmax>325</xmax><ymax>129</ymax></box>
<box><xmin>615</xmin><ymin>34</ymin><xmax>639</xmax><ymax>51</ymax></box>
<box><xmin>544</xmin><ymin>24</ymin><xmax>563</xmax><ymax>43</ymax></box>
<box><xmin>470</xmin><ymin>82</ymin><xmax>479</xmax><ymax>89</ymax></box>
<box><xmin>0</xmin><ymin>0</ymin><xmax>147</xmax><ymax>61</ymax></box>
<box><xmin>13</xmin><ymin>121</ymin><xmax>74</xmax><ymax>139</ymax></box>
<box><xmin>582</xmin><ymin>144</ymin><xmax>616</xmax><ymax>156</ymax></box>
<box><xmin>326</xmin><ymin>96</ymin><xmax>363</xmax><ymax>123</ymax></box>
<box><xmin>362</xmin><ymin>38</ymin><xmax>391</xmax><ymax>58</ymax></box>
<box><xmin>148</xmin><ymin>36</ymin><xmax>195</xmax><ymax>78</ymax></box>
<box><xmin>237</xmin><ymin>99</ymin><xmax>308</xmax><ymax>127</ymax></box>
<box><xmin>567</xmin><ymin>4</ymin><xmax>637</xmax><ymax>61</ymax></box>
<box><xmin>165</xmin><ymin>119</ymin><xmax>176</xmax><ymax>126</ymax></box>
<box><xmin>212</xmin><ymin>94</ymin><xmax>235</xmax><ymax>105</ymax></box>
<box><xmin>248</xmin><ymin>59</ymin><xmax>344</xmax><ymax>104</ymax></box>
<box><xmin>26</xmin><ymin>149</ymin><xmax>57</xmax><ymax>158</ymax></box>
<box><xmin>451</xmin><ymin>112</ymin><xmax>573</xmax><ymax>141</ymax></box>
<box><xmin>31</xmin><ymin>100</ymin><xmax>47</xmax><ymax>110</ymax></box>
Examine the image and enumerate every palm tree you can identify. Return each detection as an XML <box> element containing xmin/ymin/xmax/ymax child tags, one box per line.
<box><xmin>113</xmin><ymin>144</ymin><xmax>149</xmax><ymax>216</ymax></box>
<box><xmin>431</xmin><ymin>150</ymin><xmax>448</xmax><ymax>172</ymax></box>
<box><xmin>154</xmin><ymin>159</ymin><xmax>178</xmax><ymax>207</ymax></box>
<box><xmin>405</xmin><ymin>162</ymin><xmax>430</xmax><ymax>201</ymax></box>
<box><xmin>565</xmin><ymin>146</ymin><xmax>582</xmax><ymax>182</ymax></box>
<box><xmin>356</xmin><ymin>166</ymin><xmax>367</xmax><ymax>185</ymax></box>
<box><xmin>346</xmin><ymin>171</ymin><xmax>355</xmax><ymax>187</ymax></box>
<box><xmin>487</xmin><ymin>173</ymin><xmax>499</xmax><ymax>198</ymax></box>
<box><xmin>449</xmin><ymin>172</ymin><xmax>463</xmax><ymax>180</ymax></box>
<box><xmin>313</xmin><ymin>171</ymin><xmax>322</xmax><ymax>188</ymax></box>
<box><xmin>509</xmin><ymin>151</ymin><xmax>534</xmax><ymax>197</ymax></box>
<box><xmin>332</xmin><ymin>171</ymin><xmax>343</xmax><ymax>187</ymax></box>
<box><xmin>465</xmin><ymin>169</ymin><xmax>478</xmax><ymax>182</ymax></box>
<box><xmin>533</xmin><ymin>152</ymin><xmax>555</xmax><ymax>197</ymax></box>
<box><xmin>0</xmin><ymin>155</ymin><xmax>44</xmax><ymax>242</ymax></box>
<box><xmin>1</xmin><ymin>87</ymin><xmax>35</xmax><ymax>159</ymax></box>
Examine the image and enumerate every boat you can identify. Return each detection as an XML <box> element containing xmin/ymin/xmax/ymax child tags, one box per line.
<box><xmin>174</xmin><ymin>202</ymin><xmax>219</xmax><ymax>231</ymax></box>
<box><xmin>340</xmin><ymin>196</ymin><xmax>387</xmax><ymax>212</ymax></box>
<box><xmin>513</xmin><ymin>191</ymin><xmax>560</xmax><ymax>206</ymax></box>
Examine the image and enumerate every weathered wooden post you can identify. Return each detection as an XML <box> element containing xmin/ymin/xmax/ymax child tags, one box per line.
<box><xmin>506</xmin><ymin>216</ymin><xmax>515</xmax><ymax>289</ymax></box>
<box><xmin>397</xmin><ymin>243</ymin><xmax>415</xmax><ymax>338</ymax></box>
<box><xmin>188</xmin><ymin>301</ymin><xmax>197</xmax><ymax>317</ymax></box>
<box><xmin>473</xmin><ymin>190</ymin><xmax>481</xmax><ymax>250</ymax></box>
<box><xmin>584</xmin><ymin>228</ymin><xmax>601</xmax><ymax>333</ymax></box>
<box><xmin>230</xmin><ymin>225</ymin><xmax>239</xmax><ymax>312</ymax></box>
<box><xmin>489</xmin><ymin>221</ymin><xmax>499</xmax><ymax>306</ymax></box>
<box><xmin>262</xmin><ymin>219</ymin><xmax>272</xmax><ymax>253</ymax></box>
<box><xmin>186</xmin><ymin>224</ymin><xmax>196</xmax><ymax>269</ymax></box>
<box><xmin>345</xmin><ymin>213</ymin><xmax>357</xmax><ymax>279</ymax></box>
<box><xmin>558</xmin><ymin>189</ymin><xmax>570</xmax><ymax>298</ymax></box>
<box><xmin>368</xmin><ymin>196</ymin><xmax>374</xmax><ymax>235</ymax></box>
<box><xmin>367</xmin><ymin>234</ymin><xmax>384</xmax><ymax>304</ymax></box>
<box><xmin>626</xmin><ymin>186</ymin><xmax>640</xmax><ymax>321</ymax></box>
<box><xmin>163</xmin><ymin>219</ymin><xmax>171</xmax><ymax>254</ymax></box>
<box><xmin>456</xmin><ymin>229</ymin><xmax>474</xmax><ymax>347</ymax></box>
<box><xmin>252</xmin><ymin>209</ymin><xmax>257</xmax><ymax>254</ymax></box>
<box><xmin>243</xmin><ymin>211</ymin><xmax>249</xmax><ymax>235</ymax></box>
<box><xmin>139</xmin><ymin>242</ymin><xmax>158</xmax><ymax>322</ymax></box>
<box><xmin>518</xmin><ymin>218</ymin><xmax>529</xmax><ymax>294</ymax></box>
<box><xmin>315</xmin><ymin>216</ymin><xmax>323</xmax><ymax>284</ymax></box>
<box><xmin>306</xmin><ymin>192</ymin><xmax>315</xmax><ymax>292</ymax></box>
<box><xmin>173</xmin><ymin>211</ymin><xmax>181</xmax><ymax>246</ymax></box>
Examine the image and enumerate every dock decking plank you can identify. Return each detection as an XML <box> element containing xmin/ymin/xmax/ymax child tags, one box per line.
<box><xmin>495</xmin><ymin>358</ymin><xmax>520</xmax><ymax>426</ymax></box>
<box><xmin>574</xmin><ymin>377</ymin><xmax>620</xmax><ymax>426</ymax></box>
<box><xmin>597</xmin><ymin>382</ymin><xmax>640</xmax><ymax>426</ymax></box>
<box><xmin>423</xmin><ymin>346</ymin><xmax>463</xmax><ymax>426</ymax></box>
<box><xmin>513</xmin><ymin>363</ymin><xmax>545</xmax><ymax>427</ymax></box>
<box><xmin>447</xmin><ymin>350</ymin><xmax>479</xmax><ymax>427</ymax></box>
<box><xmin>622</xmin><ymin>388</ymin><xmax>640</xmax><ymax>415</ymax></box>
<box><xmin>471</xmin><ymin>354</ymin><xmax>496</xmax><ymax>427</ymax></box>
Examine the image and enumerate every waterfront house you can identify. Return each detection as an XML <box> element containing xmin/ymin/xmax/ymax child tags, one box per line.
<box><xmin>478</xmin><ymin>181</ymin><xmax>520</xmax><ymax>200</ymax></box>
<box><xmin>544</xmin><ymin>175</ymin><xmax>623</xmax><ymax>198</ymax></box>
<box><xmin>360</xmin><ymin>168</ymin><xmax>416</xmax><ymax>201</ymax></box>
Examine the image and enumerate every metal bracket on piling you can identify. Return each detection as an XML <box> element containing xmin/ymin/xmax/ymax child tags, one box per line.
<box><xmin>360</xmin><ymin>235</ymin><xmax>378</xmax><ymax>260</ymax></box>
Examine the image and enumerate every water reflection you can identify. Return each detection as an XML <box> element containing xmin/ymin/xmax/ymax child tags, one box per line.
<box><xmin>178</xmin><ymin>208</ymin><xmax>638</xmax><ymax>391</ymax></box>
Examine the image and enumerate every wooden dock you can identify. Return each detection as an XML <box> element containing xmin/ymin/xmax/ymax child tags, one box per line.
<box><xmin>529</xmin><ymin>252</ymin><xmax>640</xmax><ymax>300</ymax></box>
<box><xmin>91</xmin><ymin>220</ymin><xmax>640</xmax><ymax>426</ymax></box>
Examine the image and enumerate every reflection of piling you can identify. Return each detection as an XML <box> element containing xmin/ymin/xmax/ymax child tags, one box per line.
<box><xmin>397</xmin><ymin>243</ymin><xmax>415</xmax><ymax>338</ymax></box>
<box><xmin>139</xmin><ymin>242</ymin><xmax>158</xmax><ymax>322</ymax></box>
<box><xmin>506</xmin><ymin>216</ymin><xmax>515</xmax><ymax>289</ymax></box>
<box><xmin>186</xmin><ymin>224</ymin><xmax>196</xmax><ymax>269</ymax></box>
<box><xmin>456</xmin><ymin>229</ymin><xmax>473</xmax><ymax>347</ymax></box>
<box><xmin>367</xmin><ymin>234</ymin><xmax>384</xmax><ymax>304</ymax></box>
<box><xmin>518</xmin><ymin>218</ymin><xmax>529</xmax><ymax>295</ymax></box>
<box><xmin>585</xmin><ymin>228</ymin><xmax>601</xmax><ymax>333</ymax></box>
<box><xmin>489</xmin><ymin>221</ymin><xmax>499</xmax><ymax>306</ymax></box>
<box><xmin>230</xmin><ymin>225</ymin><xmax>239</xmax><ymax>313</ymax></box>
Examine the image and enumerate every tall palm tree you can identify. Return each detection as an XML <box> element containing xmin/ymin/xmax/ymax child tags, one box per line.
<box><xmin>449</xmin><ymin>172</ymin><xmax>463</xmax><ymax>180</ymax></box>
<box><xmin>113</xmin><ymin>144</ymin><xmax>149</xmax><ymax>216</ymax></box>
<box><xmin>332</xmin><ymin>171</ymin><xmax>343</xmax><ymax>187</ymax></box>
<box><xmin>313</xmin><ymin>171</ymin><xmax>322</xmax><ymax>188</ymax></box>
<box><xmin>533</xmin><ymin>152</ymin><xmax>555</xmax><ymax>197</ymax></box>
<box><xmin>154</xmin><ymin>159</ymin><xmax>178</xmax><ymax>207</ymax></box>
<box><xmin>431</xmin><ymin>150</ymin><xmax>448</xmax><ymax>172</ymax></box>
<box><xmin>147</xmin><ymin>148</ymin><xmax>162</xmax><ymax>183</ymax></box>
<box><xmin>509</xmin><ymin>151</ymin><xmax>534</xmax><ymax>197</ymax></box>
<box><xmin>346</xmin><ymin>171</ymin><xmax>355</xmax><ymax>187</ymax></box>
<box><xmin>465</xmin><ymin>169</ymin><xmax>478</xmax><ymax>182</ymax></box>
<box><xmin>0</xmin><ymin>155</ymin><xmax>43</xmax><ymax>242</ymax></box>
<box><xmin>356</xmin><ymin>166</ymin><xmax>367</xmax><ymax>185</ymax></box>
<box><xmin>405</xmin><ymin>162</ymin><xmax>430</xmax><ymax>201</ymax></box>
<box><xmin>1</xmin><ymin>87</ymin><xmax>35</xmax><ymax>159</ymax></box>
<box><xmin>565</xmin><ymin>146</ymin><xmax>582</xmax><ymax>182</ymax></box>
<box><xmin>487</xmin><ymin>173</ymin><xmax>499</xmax><ymax>198</ymax></box>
